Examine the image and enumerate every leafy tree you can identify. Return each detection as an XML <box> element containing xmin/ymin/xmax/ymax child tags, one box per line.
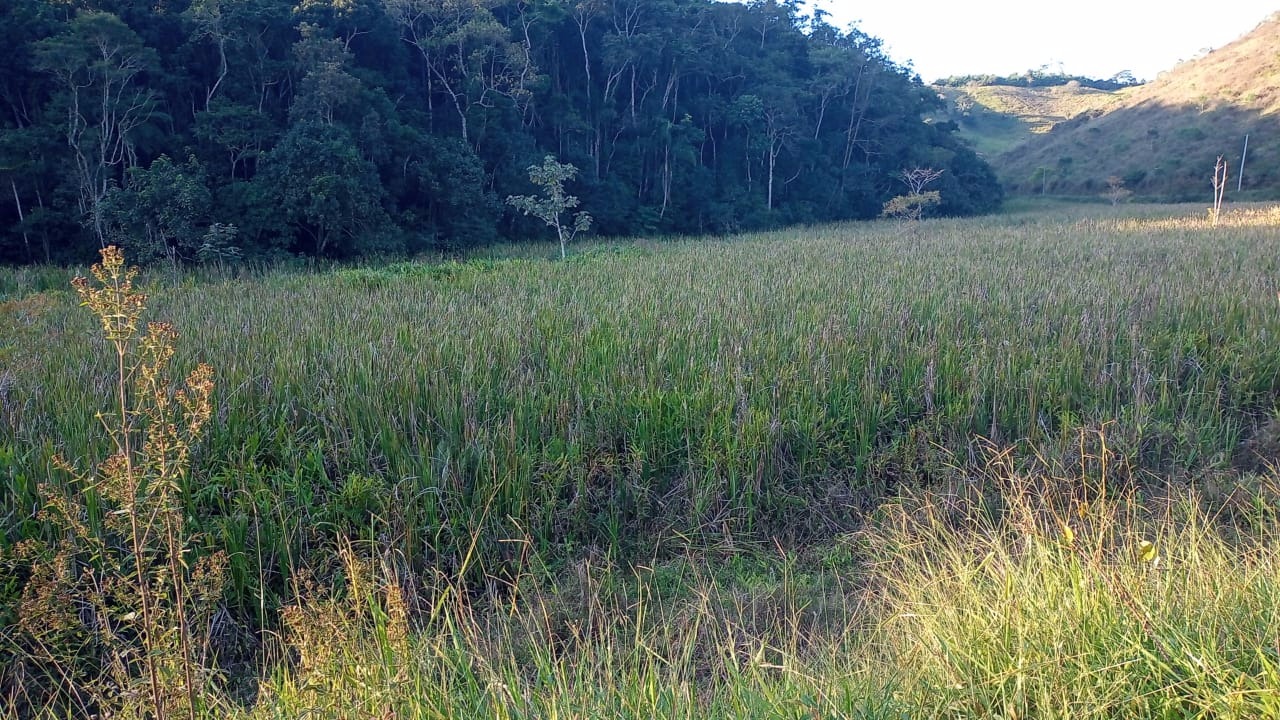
<box><xmin>507</xmin><ymin>155</ymin><xmax>592</xmax><ymax>260</ymax></box>
<box><xmin>101</xmin><ymin>154</ymin><xmax>213</xmax><ymax>268</ymax></box>
<box><xmin>259</xmin><ymin>121</ymin><xmax>391</xmax><ymax>257</ymax></box>
<box><xmin>194</xmin><ymin>99</ymin><xmax>275</xmax><ymax>179</ymax></box>
<box><xmin>408</xmin><ymin>133</ymin><xmax>499</xmax><ymax>250</ymax></box>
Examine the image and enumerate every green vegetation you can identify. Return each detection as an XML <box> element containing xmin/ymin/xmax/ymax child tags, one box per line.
<box><xmin>246</xmin><ymin>465</ymin><xmax>1280</xmax><ymax>719</ymax></box>
<box><xmin>506</xmin><ymin>156</ymin><xmax>593</xmax><ymax>261</ymax></box>
<box><xmin>3</xmin><ymin>204</ymin><xmax>1280</xmax><ymax>716</ymax></box>
<box><xmin>0</xmin><ymin>0</ymin><xmax>1001</xmax><ymax>265</ymax></box>
<box><xmin>936</xmin><ymin>70</ymin><xmax>1144</xmax><ymax>91</ymax></box>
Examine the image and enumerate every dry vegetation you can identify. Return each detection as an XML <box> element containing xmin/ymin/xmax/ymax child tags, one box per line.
<box><xmin>938</xmin><ymin>13</ymin><xmax>1280</xmax><ymax>201</ymax></box>
<box><xmin>2</xmin><ymin>203</ymin><xmax>1280</xmax><ymax>717</ymax></box>
<box><xmin>937</xmin><ymin>83</ymin><xmax>1125</xmax><ymax>157</ymax></box>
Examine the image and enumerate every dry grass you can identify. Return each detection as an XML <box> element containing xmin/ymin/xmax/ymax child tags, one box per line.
<box><xmin>995</xmin><ymin>14</ymin><xmax>1280</xmax><ymax>199</ymax></box>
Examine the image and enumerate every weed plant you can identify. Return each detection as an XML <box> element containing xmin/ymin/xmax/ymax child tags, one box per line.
<box><xmin>3</xmin><ymin>248</ymin><xmax>224</xmax><ymax>717</ymax></box>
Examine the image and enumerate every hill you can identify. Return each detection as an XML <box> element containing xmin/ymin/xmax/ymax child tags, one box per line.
<box><xmin>935</xmin><ymin>83</ymin><xmax>1127</xmax><ymax>157</ymax></box>
<box><xmin>990</xmin><ymin>12</ymin><xmax>1280</xmax><ymax>200</ymax></box>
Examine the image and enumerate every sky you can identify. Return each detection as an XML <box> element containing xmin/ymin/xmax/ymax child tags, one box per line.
<box><xmin>806</xmin><ymin>1</ymin><xmax>1278</xmax><ymax>82</ymax></box>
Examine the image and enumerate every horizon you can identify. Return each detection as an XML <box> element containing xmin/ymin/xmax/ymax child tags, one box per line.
<box><xmin>803</xmin><ymin>1</ymin><xmax>1277</xmax><ymax>82</ymax></box>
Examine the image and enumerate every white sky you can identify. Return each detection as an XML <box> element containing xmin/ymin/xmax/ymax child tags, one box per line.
<box><xmin>806</xmin><ymin>1</ymin><xmax>1278</xmax><ymax>82</ymax></box>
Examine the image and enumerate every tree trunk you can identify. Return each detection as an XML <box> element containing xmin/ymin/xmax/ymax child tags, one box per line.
<box><xmin>767</xmin><ymin>144</ymin><xmax>776</xmax><ymax>211</ymax></box>
<box><xmin>11</xmin><ymin>179</ymin><xmax>31</xmax><ymax>262</ymax></box>
<box><xmin>35</xmin><ymin>185</ymin><xmax>49</xmax><ymax>263</ymax></box>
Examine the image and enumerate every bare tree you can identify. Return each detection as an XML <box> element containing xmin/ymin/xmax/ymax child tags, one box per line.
<box><xmin>901</xmin><ymin>167</ymin><xmax>945</xmax><ymax>196</ymax></box>
<box><xmin>1104</xmin><ymin>175</ymin><xmax>1132</xmax><ymax>205</ymax></box>
<box><xmin>1210</xmin><ymin>155</ymin><xmax>1228</xmax><ymax>225</ymax></box>
<box><xmin>882</xmin><ymin>167</ymin><xmax>944</xmax><ymax>224</ymax></box>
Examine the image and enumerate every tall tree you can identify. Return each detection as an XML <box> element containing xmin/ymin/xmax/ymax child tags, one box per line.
<box><xmin>35</xmin><ymin>11</ymin><xmax>159</xmax><ymax>247</ymax></box>
<box><xmin>259</xmin><ymin>120</ymin><xmax>390</xmax><ymax>256</ymax></box>
<box><xmin>385</xmin><ymin>0</ymin><xmax>535</xmax><ymax>146</ymax></box>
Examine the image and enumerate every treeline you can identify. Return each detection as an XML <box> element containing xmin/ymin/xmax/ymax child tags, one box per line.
<box><xmin>935</xmin><ymin>70</ymin><xmax>1144</xmax><ymax>91</ymax></box>
<box><xmin>0</xmin><ymin>0</ymin><xmax>1002</xmax><ymax>264</ymax></box>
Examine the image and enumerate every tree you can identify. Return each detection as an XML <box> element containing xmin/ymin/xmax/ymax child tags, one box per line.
<box><xmin>34</xmin><ymin>11</ymin><xmax>159</xmax><ymax>247</ymax></box>
<box><xmin>384</xmin><ymin>0</ymin><xmax>535</xmax><ymax>145</ymax></box>
<box><xmin>193</xmin><ymin>99</ymin><xmax>274</xmax><ymax>179</ymax></box>
<box><xmin>507</xmin><ymin>155</ymin><xmax>592</xmax><ymax>260</ymax></box>
<box><xmin>900</xmin><ymin>167</ymin><xmax>945</xmax><ymax>196</ymax></box>
<box><xmin>1104</xmin><ymin>175</ymin><xmax>1132</xmax><ymax>205</ymax></box>
<box><xmin>101</xmin><ymin>154</ymin><xmax>213</xmax><ymax>269</ymax></box>
<box><xmin>882</xmin><ymin>167</ymin><xmax>943</xmax><ymax>224</ymax></box>
<box><xmin>259</xmin><ymin>121</ymin><xmax>391</xmax><ymax>257</ymax></box>
<box><xmin>1210</xmin><ymin>155</ymin><xmax>1228</xmax><ymax>226</ymax></box>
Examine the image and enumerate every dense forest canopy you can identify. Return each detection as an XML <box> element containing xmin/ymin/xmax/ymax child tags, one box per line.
<box><xmin>0</xmin><ymin>0</ymin><xmax>1002</xmax><ymax>264</ymax></box>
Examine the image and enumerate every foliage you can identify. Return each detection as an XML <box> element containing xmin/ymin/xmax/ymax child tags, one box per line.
<box><xmin>881</xmin><ymin>167</ymin><xmax>944</xmax><ymax>222</ymax></box>
<box><xmin>881</xmin><ymin>190</ymin><xmax>941</xmax><ymax>223</ymax></box>
<box><xmin>936</xmin><ymin>69</ymin><xmax>1145</xmax><ymax>90</ymax></box>
<box><xmin>102</xmin><ymin>155</ymin><xmax>213</xmax><ymax>265</ymax></box>
<box><xmin>0</xmin><ymin>0</ymin><xmax>1003</xmax><ymax>264</ymax></box>
<box><xmin>258</xmin><ymin>121</ymin><xmax>391</xmax><ymax>257</ymax></box>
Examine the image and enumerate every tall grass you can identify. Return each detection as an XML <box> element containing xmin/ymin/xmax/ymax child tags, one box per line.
<box><xmin>228</xmin><ymin>444</ymin><xmax>1280</xmax><ymax>718</ymax></box>
<box><xmin>2</xmin><ymin>204</ymin><xmax>1280</xmax><ymax>715</ymax></box>
<box><xmin>3</xmin><ymin>205</ymin><xmax>1279</xmax><ymax>604</ymax></box>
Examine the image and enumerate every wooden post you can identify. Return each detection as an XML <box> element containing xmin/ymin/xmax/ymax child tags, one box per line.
<box><xmin>1237</xmin><ymin>134</ymin><xmax>1249</xmax><ymax>193</ymax></box>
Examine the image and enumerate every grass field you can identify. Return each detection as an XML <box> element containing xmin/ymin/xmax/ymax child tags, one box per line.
<box><xmin>3</xmin><ymin>203</ymin><xmax>1280</xmax><ymax>716</ymax></box>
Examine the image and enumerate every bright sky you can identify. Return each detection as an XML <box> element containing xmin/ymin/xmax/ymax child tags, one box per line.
<box><xmin>807</xmin><ymin>1</ymin><xmax>1278</xmax><ymax>82</ymax></box>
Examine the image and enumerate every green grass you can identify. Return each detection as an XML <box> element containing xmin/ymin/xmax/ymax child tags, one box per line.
<box><xmin>6</xmin><ymin>204</ymin><xmax>1280</xmax><ymax>587</ymax></box>
<box><xmin>3</xmin><ymin>203</ymin><xmax>1280</xmax><ymax>716</ymax></box>
<box><xmin>238</xmin><ymin>466</ymin><xmax>1280</xmax><ymax>719</ymax></box>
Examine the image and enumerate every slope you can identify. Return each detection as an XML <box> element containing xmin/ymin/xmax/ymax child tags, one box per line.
<box><xmin>995</xmin><ymin>12</ymin><xmax>1280</xmax><ymax>200</ymax></box>
<box><xmin>935</xmin><ymin>83</ymin><xmax>1126</xmax><ymax>158</ymax></box>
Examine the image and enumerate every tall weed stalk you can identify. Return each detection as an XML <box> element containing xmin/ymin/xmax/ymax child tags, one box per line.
<box><xmin>6</xmin><ymin>247</ymin><xmax>225</xmax><ymax>718</ymax></box>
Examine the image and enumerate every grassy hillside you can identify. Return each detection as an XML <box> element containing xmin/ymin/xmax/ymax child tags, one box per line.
<box><xmin>935</xmin><ymin>83</ymin><xmax>1126</xmax><ymax>158</ymax></box>
<box><xmin>3</xmin><ymin>205</ymin><xmax>1280</xmax><ymax>716</ymax></box>
<box><xmin>994</xmin><ymin>13</ymin><xmax>1280</xmax><ymax>200</ymax></box>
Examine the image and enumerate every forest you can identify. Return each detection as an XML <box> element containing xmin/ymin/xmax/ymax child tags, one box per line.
<box><xmin>0</xmin><ymin>0</ymin><xmax>1002</xmax><ymax>265</ymax></box>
